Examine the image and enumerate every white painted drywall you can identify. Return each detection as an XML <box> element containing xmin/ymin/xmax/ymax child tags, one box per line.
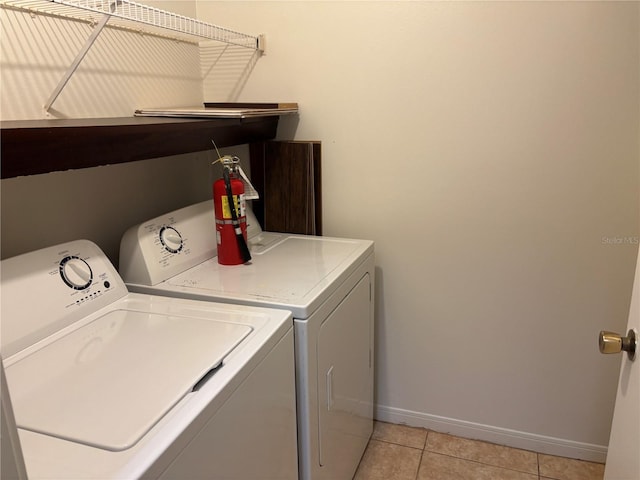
<box><xmin>195</xmin><ymin>1</ymin><xmax>639</xmax><ymax>460</ymax></box>
<box><xmin>0</xmin><ymin>0</ymin><xmax>202</xmax><ymax>119</ymax></box>
<box><xmin>0</xmin><ymin>0</ymin><xmax>226</xmax><ymax>263</ymax></box>
<box><xmin>0</xmin><ymin>0</ymin><xmax>638</xmax><ymax>461</ymax></box>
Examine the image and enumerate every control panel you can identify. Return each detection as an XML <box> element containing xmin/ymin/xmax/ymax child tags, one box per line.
<box><xmin>119</xmin><ymin>200</ymin><xmax>271</xmax><ymax>286</ymax></box>
<box><xmin>48</xmin><ymin>243</ymin><xmax>124</xmax><ymax>308</ymax></box>
<box><xmin>1</xmin><ymin>240</ymin><xmax>128</xmax><ymax>358</ymax></box>
<box><xmin>119</xmin><ymin>201</ymin><xmax>219</xmax><ymax>286</ymax></box>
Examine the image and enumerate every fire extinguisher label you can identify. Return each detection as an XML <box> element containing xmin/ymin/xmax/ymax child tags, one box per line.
<box><xmin>220</xmin><ymin>194</ymin><xmax>245</xmax><ymax>219</ymax></box>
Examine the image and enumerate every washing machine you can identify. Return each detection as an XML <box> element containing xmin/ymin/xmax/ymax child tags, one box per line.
<box><xmin>0</xmin><ymin>239</ymin><xmax>298</xmax><ymax>480</ymax></box>
<box><xmin>119</xmin><ymin>200</ymin><xmax>375</xmax><ymax>480</ymax></box>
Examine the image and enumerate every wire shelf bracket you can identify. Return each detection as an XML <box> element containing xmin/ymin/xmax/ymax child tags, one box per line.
<box><xmin>0</xmin><ymin>0</ymin><xmax>265</xmax><ymax>113</ymax></box>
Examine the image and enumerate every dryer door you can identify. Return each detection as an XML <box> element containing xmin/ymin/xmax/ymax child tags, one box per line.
<box><xmin>317</xmin><ymin>273</ymin><xmax>373</xmax><ymax>479</ymax></box>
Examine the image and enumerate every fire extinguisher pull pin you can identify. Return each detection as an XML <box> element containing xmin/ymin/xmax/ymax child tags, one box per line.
<box><xmin>220</xmin><ymin>155</ymin><xmax>241</xmax><ymax>173</ymax></box>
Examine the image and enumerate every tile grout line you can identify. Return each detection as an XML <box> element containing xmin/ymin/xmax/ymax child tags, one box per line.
<box><xmin>414</xmin><ymin>430</ymin><xmax>430</xmax><ymax>480</ymax></box>
<box><xmin>370</xmin><ymin>423</ymin><xmax>604</xmax><ymax>480</ymax></box>
<box><xmin>422</xmin><ymin>448</ymin><xmax>541</xmax><ymax>477</ymax></box>
<box><xmin>372</xmin><ymin>438</ymin><xmax>425</xmax><ymax>451</ymax></box>
<box><xmin>423</xmin><ymin>430</ymin><xmax>541</xmax><ymax>478</ymax></box>
<box><xmin>373</xmin><ymin>430</ymin><xmax>540</xmax><ymax>478</ymax></box>
<box><xmin>421</xmin><ymin>429</ymin><xmax>539</xmax><ymax>478</ymax></box>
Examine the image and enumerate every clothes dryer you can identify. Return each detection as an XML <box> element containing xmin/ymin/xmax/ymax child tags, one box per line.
<box><xmin>120</xmin><ymin>201</ymin><xmax>375</xmax><ymax>480</ymax></box>
<box><xmin>1</xmin><ymin>240</ymin><xmax>297</xmax><ymax>480</ymax></box>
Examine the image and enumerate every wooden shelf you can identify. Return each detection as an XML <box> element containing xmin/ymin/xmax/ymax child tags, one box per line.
<box><xmin>0</xmin><ymin>116</ymin><xmax>279</xmax><ymax>178</ymax></box>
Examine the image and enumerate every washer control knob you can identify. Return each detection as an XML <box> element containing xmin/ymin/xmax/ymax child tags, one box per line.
<box><xmin>159</xmin><ymin>226</ymin><xmax>183</xmax><ymax>253</ymax></box>
<box><xmin>59</xmin><ymin>256</ymin><xmax>93</xmax><ymax>290</ymax></box>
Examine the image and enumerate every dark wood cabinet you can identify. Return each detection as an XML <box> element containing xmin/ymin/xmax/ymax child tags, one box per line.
<box><xmin>250</xmin><ymin>140</ymin><xmax>322</xmax><ymax>235</ymax></box>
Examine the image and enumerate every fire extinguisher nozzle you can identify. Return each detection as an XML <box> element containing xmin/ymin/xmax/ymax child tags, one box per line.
<box><xmin>239</xmin><ymin>239</ymin><xmax>252</xmax><ymax>263</ymax></box>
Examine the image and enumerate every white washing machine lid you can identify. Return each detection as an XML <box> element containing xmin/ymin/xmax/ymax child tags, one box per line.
<box><xmin>5</xmin><ymin>307</ymin><xmax>251</xmax><ymax>452</ymax></box>
<box><xmin>161</xmin><ymin>235</ymin><xmax>371</xmax><ymax>317</ymax></box>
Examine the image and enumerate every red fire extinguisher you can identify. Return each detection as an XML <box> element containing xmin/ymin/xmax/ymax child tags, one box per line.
<box><xmin>213</xmin><ymin>156</ymin><xmax>252</xmax><ymax>265</ymax></box>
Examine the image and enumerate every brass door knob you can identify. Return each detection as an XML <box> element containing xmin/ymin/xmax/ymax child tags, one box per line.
<box><xmin>599</xmin><ymin>329</ymin><xmax>636</xmax><ymax>360</ymax></box>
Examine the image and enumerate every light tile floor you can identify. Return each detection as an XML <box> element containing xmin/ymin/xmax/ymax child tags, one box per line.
<box><xmin>353</xmin><ymin>421</ymin><xmax>605</xmax><ymax>480</ymax></box>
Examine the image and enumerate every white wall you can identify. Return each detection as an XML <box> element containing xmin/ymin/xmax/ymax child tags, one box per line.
<box><xmin>0</xmin><ymin>0</ymin><xmax>225</xmax><ymax>263</ymax></box>
<box><xmin>1</xmin><ymin>0</ymin><xmax>638</xmax><ymax>463</ymax></box>
<box><xmin>0</xmin><ymin>0</ymin><xmax>202</xmax><ymax>119</ymax></box>
<box><xmin>196</xmin><ymin>1</ymin><xmax>639</xmax><ymax>461</ymax></box>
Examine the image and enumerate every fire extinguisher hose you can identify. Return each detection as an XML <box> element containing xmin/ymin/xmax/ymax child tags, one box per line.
<box><xmin>223</xmin><ymin>168</ymin><xmax>252</xmax><ymax>263</ymax></box>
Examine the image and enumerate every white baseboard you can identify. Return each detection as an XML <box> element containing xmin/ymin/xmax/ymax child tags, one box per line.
<box><xmin>374</xmin><ymin>404</ymin><xmax>607</xmax><ymax>464</ymax></box>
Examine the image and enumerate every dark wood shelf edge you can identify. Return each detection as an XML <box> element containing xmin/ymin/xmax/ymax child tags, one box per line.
<box><xmin>0</xmin><ymin>116</ymin><xmax>280</xmax><ymax>178</ymax></box>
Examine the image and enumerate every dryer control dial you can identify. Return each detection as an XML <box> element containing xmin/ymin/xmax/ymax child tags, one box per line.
<box><xmin>159</xmin><ymin>226</ymin><xmax>183</xmax><ymax>253</ymax></box>
<box><xmin>59</xmin><ymin>256</ymin><xmax>93</xmax><ymax>290</ymax></box>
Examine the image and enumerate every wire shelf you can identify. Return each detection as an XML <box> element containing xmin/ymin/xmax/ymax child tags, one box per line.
<box><xmin>0</xmin><ymin>0</ymin><xmax>260</xmax><ymax>49</ymax></box>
